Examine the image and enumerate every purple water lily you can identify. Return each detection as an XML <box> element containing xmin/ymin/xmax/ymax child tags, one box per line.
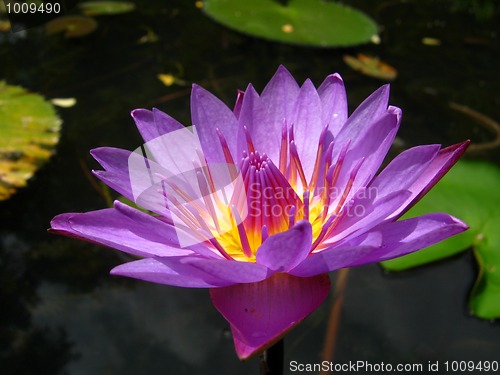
<box><xmin>50</xmin><ymin>66</ymin><xmax>469</xmax><ymax>360</ymax></box>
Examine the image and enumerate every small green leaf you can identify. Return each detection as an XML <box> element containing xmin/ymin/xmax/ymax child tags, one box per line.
<box><xmin>0</xmin><ymin>82</ymin><xmax>62</xmax><ymax>200</ymax></box>
<box><xmin>381</xmin><ymin>160</ymin><xmax>500</xmax><ymax>319</ymax></box>
<box><xmin>203</xmin><ymin>0</ymin><xmax>378</xmax><ymax>47</ymax></box>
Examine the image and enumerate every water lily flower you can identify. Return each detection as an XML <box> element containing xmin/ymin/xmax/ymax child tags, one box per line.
<box><xmin>50</xmin><ymin>66</ymin><xmax>469</xmax><ymax>360</ymax></box>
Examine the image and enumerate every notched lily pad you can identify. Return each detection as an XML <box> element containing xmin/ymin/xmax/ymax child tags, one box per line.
<box><xmin>381</xmin><ymin>160</ymin><xmax>500</xmax><ymax>319</ymax></box>
<box><xmin>0</xmin><ymin>82</ymin><xmax>62</xmax><ymax>200</ymax></box>
<box><xmin>203</xmin><ymin>0</ymin><xmax>378</xmax><ymax>47</ymax></box>
<box><xmin>78</xmin><ymin>1</ymin><xmax>135</xmax><ymax>16</ymax></box>
<box><xmin>45</xmin><ymin>15</ymin><xmax>98</xmax><ymax>38</ymax></box>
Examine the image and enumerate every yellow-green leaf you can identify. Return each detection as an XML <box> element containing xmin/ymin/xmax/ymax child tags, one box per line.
<box><xmin>0</xmin><ymin>82</ymin><xmax>62</xmax><ymax>200</ymax></box>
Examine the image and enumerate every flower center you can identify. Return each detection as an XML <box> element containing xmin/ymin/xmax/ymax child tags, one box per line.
<box><xmin>209</xmin><ymin>124</ymin><xmax>362</xmax><ymax>262</ymax></box>
<box><xmin>161</xmin><ymin>123</ymin><xmax>362</xmax><ymax>262</ymax></box>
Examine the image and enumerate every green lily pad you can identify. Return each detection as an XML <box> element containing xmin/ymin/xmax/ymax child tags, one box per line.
<box><xmin>0</xmin><ymin>82</ymin><xmax>62</xmax><ymax>201</ymax></box>
<box><xmin>381</xmin><ymin>160</ymin><xmax>500</xmax><ymax>319</ymax></box>
<box><xmin>203</xmin><ymin>0</ymin><xmax>378</xmax><ymax>47</ymax></box>
<box><xmin>45</xmin><ymin>16</ymin><xmax>98</xmax><ymax>38</ymax></box>
<box><xmin>78</xmin><ymin>1</ymin><xmax>135</xmax><ymax>16</ymax></box>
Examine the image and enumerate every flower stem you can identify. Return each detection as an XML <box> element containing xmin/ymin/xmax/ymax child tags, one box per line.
<box><xmin>320</xmin><ymin>268</ymin><xmax>350</xmax><ymax>374</ymax></box>
<box><xmin>260</xmin><ymin>339</ymin><xmax>284</xmax><ymax>375</ymax></box>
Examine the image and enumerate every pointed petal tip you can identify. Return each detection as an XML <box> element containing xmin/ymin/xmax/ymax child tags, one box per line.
<box><xmin>271</xmin><ymin>65</ymin><xmax>296</xmax><ymax>82</ymax></box>
<box><xmin>88</xmin><ymin>147</ymin><xmax>102</xmax><ymax>158</ymax></box>
<box><xmin>449</xmin><ymin>139</ymin><xmax>471</xmax><ymax>153</ymax></box>
<box><xmin>451</xmin><ymin>215</ymin><xmax>469</xmax><ymax>231</ymax></box>
<box><xmin>131</xmin><ymin>108</ymin><xmax>151</xmax><ymax>119</ymax></box>
<box><xmin>323</xmin><ymin>72</ymin><xmax>344</xmax><ymax>84</ymax></box>
<box><xmin>276</xmin><ymin>64</ymin><xmax>290</xmax><ymax>73</ymax></box>
<box><xmin>49</xmin><ymin>213</ymin><xmax>72</xmax><ymax>232</ymax></box>
<box><xmin>332</xmin><ymin>72</ymin><xmax>343</xmax><ymax>80</ymax></box>
<box><xmin>191</xmin><ymin>83</ymin><xmax>206</xmax><ymax>97</ymax></box>
<box><xmin>388</xmin><ymin>105</ymin><xmax>402</xmax><ymax>121</ymax></box>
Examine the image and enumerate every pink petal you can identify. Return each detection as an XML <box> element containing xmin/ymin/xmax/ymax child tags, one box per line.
<box><xmin>210</xmin><ymin>273</ymin><xmax>330</xmax><ymax>359</ymax></box>
<box><xmin>256</xmin><ymin>220</ymin><xmax>312</xmax><ymax>272</ymax></box>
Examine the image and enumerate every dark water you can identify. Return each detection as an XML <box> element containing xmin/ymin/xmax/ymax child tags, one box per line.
<box><xmin>1</xmin><ymin>1</ymin><xmax>499</xmax><ymax>374</ymax></box>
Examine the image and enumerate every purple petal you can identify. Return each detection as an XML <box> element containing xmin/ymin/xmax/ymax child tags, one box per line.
<box><xmin>249</xmin><ymin>66</ymin><xmax>300</xmax><ymax>162</ymax></box>
<box><xmin>93</xmin><ymin>170</ymin><xmax>133</xmax><ymax>201</ymax></box>
<box><xmin>90</xmin><ymin>147</ymin><xmax>139</xmax><ymax>201</ymax></box>
<box><xmin>131</xmin><ymin>108</ymin><xmax>184</xmax><ymax>142</ymax></box>
<box><xmin>291</xmin><ymin>212</ymin><xmax>467</xmax><ymax>276</ymax></box>
<box><xmin>110</xmin><ymin>257</ymin><xmax>230</xmax><ymax>288</ymax></box>
<box><xmin>90</xmin><ymin>147</ymin><xmax>134</xmax><ymax>200</ymax></box>
<box><xmin>256</xmin><ymin>220</ymin><xmax>312</xmax><ymax>272</ymax></box>
<box><xmin>289</xmin><ymin>232</ymin><xmax>381</xmax><ymax>277</ymax></box>
<box><xmin>329</xmin><ymin>106</ymin><xmax>401</xmax><ymax>209</ymax></box>
<box><xmin>291</xmin><ymin>79</ymin><xmax>326</xmax><ymax>180</ymax></box>
<box><xmin>233</xmin><ymin>89</ymin><xmax>245</xmax><ymax>119</ymax></box>
<box><xmin>333</xmin><ymin>84</ymin><xmax>390</xmax><ymax>151</ymax></box>
<box><xmin>49</xmin><ymin>200</ymin><xmax>210</xmax><ymax>258</ymax></box>
<box><xmin>91</xmin><ymin>147</ymin><xmax>175</xmax><ymax>215</ymax></box>
<box><xmin>348</xmin><ymin>212</ymin><xmax>469</xmax><ymax>266</ymax></box>
<box><xmin>190</xmin><ymin>84</ymin><xmax>243</xmax><ymax>163</ymax></box>
<box><xmin>317</xmin><ymin>73</ymin><xmax>348</xmax><ymax>137</ymax></box>
<box><xmin>325</xmin><ymin>190</ymin><xmax>412</xmax><ymax>245</ymax></box>
<box><xmin>236</xmin><ymin>84</ymin><xmax>262</xmax><ymax>157</ymax></box>
<box><xmin>386</xmin><ymin>141</ymin><xmax>470</xmax><ymax>220</ymax></box>
<box><xmin>369</xmin><ymin>144</ymin><xmax>441</xmax><ymax>200</ymax></box>
<box><xmin>210</xmin><ymin>273</ymin><xmax>330</xmax><ymax>359</ymax></box>
<box><xmin>184</xmin><ymin>257</ymin><xmax>270</xmax><ymax>284</ymax></box>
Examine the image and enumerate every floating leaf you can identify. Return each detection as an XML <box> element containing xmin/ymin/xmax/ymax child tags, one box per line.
<box><xmin>422</xmin><ymin>37</ymin><xmax>441</xmax><ymax>46</ymax></box>
<box><xmin>137</xmin><ymin>28</ymin><xmax>159</xmax><ymax>44</ymax></box>
<box><xmin>78</xmin><ymin>1</ymin><xmax>135</xmax><ymax>16</ymax></box>
<box><xmin>0</xmin><ymin>82</ymin><xmax>62</xmax><ymax>200</ymax></box>
<box><xmin>203</xmin><ymin>0</ymin><xmax>378</xmax><ymax>47</ymax></box>
<box><xmin>0</xmin><ymin>19</ymin><xmax>10</xmax><ymax>32</ymax></box>
<box><xmin>45</xmin><ymin>15</ymin><xmax>98</xmax><ymax>38</ymax></box>
<box><xmin>157</xmin><ymin>74</ymin><xmax>187</xmax><ymax>87</ymax></box>
<box><xmin>343</xmin><ymin>54</ymin><xmax>398</xmax><ymax>81</ymax></box>
<box><xmin>50</xmin><ymin>98</ymin><xmax>77</xmax><ymax>108</ymax></box>
<box><xmin>382</xmin><ymin>160</ymin><xmax>500</xmax><ymax>319</ymax></box>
